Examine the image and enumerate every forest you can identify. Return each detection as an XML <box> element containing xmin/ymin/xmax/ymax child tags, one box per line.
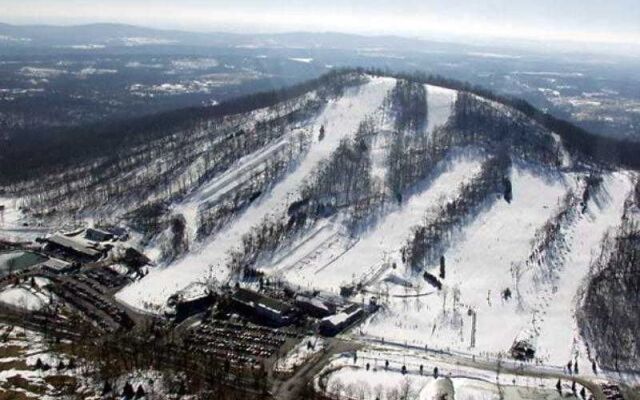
<box><xmin>578</xmin><ymin>185</ymin><xmax>640</xmax><ymax>372</ymax></box>
<box><xmin>366</xmin><ymin>68</ymin><xmax>640</xmax><ymax>170</ymax></box>
<box><xmin>0</xmin><ymin>69</ymin><xmax>366</xmax><ymax>184</ymax></box>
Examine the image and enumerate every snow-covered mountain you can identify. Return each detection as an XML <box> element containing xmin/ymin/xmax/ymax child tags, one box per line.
<box><xmin>2</xmin><ymin>70</ymin><xmax>638</xmax><ymax>375</ymax></box>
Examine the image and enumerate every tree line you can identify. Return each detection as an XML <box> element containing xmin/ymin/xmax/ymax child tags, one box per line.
<box><xmin>364</xmin><ymin>68</ymin><xmax>640</xmax><ymax>170</ymax></box>
<box><xmin>0</xmin><ymin>69</ymin><xmax>366</xmax><ymax>185</ymax></box>
<box><xmin>578</xmin><ymin>183</ymin><xmax>640</xmax><ymax>373</ymax></box>
<box><xmin>401</xmin><ymin>154</ymin><xmax>512</xmax><ymax>271</ymax></box>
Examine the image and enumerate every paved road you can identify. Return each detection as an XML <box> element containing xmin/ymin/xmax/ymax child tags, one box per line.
<box><xmin>271</xmin><ymin>338</ymin><xmax>361</xmax><ymax>400</ymax></box>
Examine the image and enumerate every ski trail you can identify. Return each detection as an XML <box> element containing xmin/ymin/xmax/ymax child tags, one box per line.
<box><xmin>280</xmin><ymin>155</ymin><xmax>484</xmax><ymax>292</ymax></box>
<box><xmin>116</xmin><ymin>76</ymin><xmax>396</xmax><ymax>312</ymax></box>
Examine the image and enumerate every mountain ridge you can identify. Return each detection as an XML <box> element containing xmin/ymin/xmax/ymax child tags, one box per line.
<box><xmin>2</xmin><ymin>68</ymin><xmax>639</xmax><ymax>187</ymax></box>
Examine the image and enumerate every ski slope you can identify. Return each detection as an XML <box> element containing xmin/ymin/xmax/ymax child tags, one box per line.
<box><xmin>532</xmin><ymin>172</ymin><xmax>635</xmax><ymax>366</ymax></box>
<box><xmin>268</xmin><ymin>84</ymin><xmax>461</xmax><ymax>292</ymax></box>
<box><xmin>361</xmin><ymin>166</ymin><xmax>570</xmax><ymax>354</ymax></box>
<box><xmin>425</xmin><ymin>85</ymin><xmax>457</xmax><ymax>136</ymax></box>
<box><xmin>173</xmin><ymin>138</ymin><xmax>292</xmax><ymax>242</ymax></box>
<box><xmin>361</xmin><ymin>167</ymin><xmax>636</xmax><ymax>368</ymax></box>
<box><xmin>276</xmin><ymin>154</ymin><xmax>485</xmax><ymax>292</ymax></box>
<box><xmin>116</xmin><ymin>76</ymin><xmax>396</xmax><ymax>312</ymax></box>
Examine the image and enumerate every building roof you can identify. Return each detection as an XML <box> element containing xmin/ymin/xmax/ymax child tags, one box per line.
<box><xmin>178</xmin><ymin>282</ymin><xmax>210</xmax><ymax>302</ymax></box>
<box><xmin>41</xmin><ymin>257</ymin><xmax>72</xmax><ymax>271</ymax></box>
<box><xmin>233</xmin><ymin>288</ymin><xmax>292</xmax><ymax>315</ymax></box>
<box><xmin>295</xmin><ymin>295</ymin><xmax>330</xmax><ymax>313</ymax></box>
<box><xmin>321</xmin><ymin>304</ymin><xmax>362</xmax><ymax>327</ymax></box>
<box><xmin>46</xmin><ymin>233</ymin><xmax>101</xmax><ymax>258</ymax></box>
<box><xmin>84</xmin><ymin>228</ymin><xmax>113</xmax><ymax>242</ymax></box>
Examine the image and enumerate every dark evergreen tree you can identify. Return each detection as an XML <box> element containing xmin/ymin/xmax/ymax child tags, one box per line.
<box><xmin>135</xmin><ymin>384</ymin><xmax>146</xmax><ymax>399</ymax></box>
<box><xmin>122</xmin><ymin>382</ymin><xmax>135</xmax><ymax>399</ymax></box>
<box><xmin>101</xmin><ymin>381</ymin><xmax>112</xmax><ymax>396</ymax></box>
<box><xmin>503</xmin><ymin>177</ymin><xmax>513</xmax><ymax>203</ymax></box>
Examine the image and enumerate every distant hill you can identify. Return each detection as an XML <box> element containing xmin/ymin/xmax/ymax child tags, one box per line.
<box><xmin>0</xmin><ymin>21</ymin><xmax>477</xmax><ymax>51</ymax></box>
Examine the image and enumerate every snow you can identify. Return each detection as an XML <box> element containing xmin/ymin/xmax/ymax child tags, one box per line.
<box><xmin>326</xmin><ymin>367</ymin><xmax>426</xmax><ymax>399</ymax></box>
<box><xmin>276</xmin><ymin>155</ymin><xmax>484</xmax><ymax>292</ymax></box>
<box><xmin>358</xmin><ymin>166</ymin><xmax>636</xmax><ymax>369</ymax></box>
<box><xmin>321</xmin><ymin>348</ymin><xmax>565</xmax><ymax>400</ymax></box>
<box><xmin>173</xmin><ymin>138</ymin><xmax>291</xmax><ymax>241</ymax></box>
<box><xmin>361</xmin><ymin>166</ymin><xmax>569</xmax><ymax>357</ymax></box>
<box><xmin>63</xmin><ymin>44</ymin><xmax>106</xmax><ymax>50</ymax></box>
<box><xmin>18</xmin><ymin>67</ymin><xmax>67</xmax><ymax>78</ymax></box>
<box><xmin>0</xmin><ymin>197</ymin><xmax>22</xmax><ymax>228</ymax></box>
<box><xmin>171</xmin><ymin>58</ymin><xmax>219</xmax><ymax>70</ymax></box>
<box><xmin>531</xmin><ymin>172</ymin><xmax>635</xmax><ymax>366</ymax></box>
<box><xmin>117</xmin><ymin>76</ymin><xmax>397</xmax><ymax>312</ymax></box>
<box><xmin>275</xmin><ymin>336</ymin><xmax>325</xmax><ymax>373</ymax></box>
<box><xmin>0</xmin><ymin>196</ymin><xmax>54</xmax><ymax>242</ymax></box>
<box><xmin>425</xmin><ymin>85</ymin><xmax>457</xmax><ymax>136</ymax></box>
<box><xmin>419</xmin><ymin>377</ymin><xmax>455</xmax><ymax>400</ymax></box>
<box><xmin>76</xmin><ymin>67</ymin><xmax>118</xmax><ymax>76</ymax></box>
<box><xmin>368</xmin><ymin>84</ymin><xmax>456</xmax><ymax>183</ymax></box>
<box><xmin>119</xmin><ymin>37</ymin><xmax>178</xmax><ymax>46</ymax></box>
<box><xmin>467</xmin><ymin>52</ymin><xmax>522</xmax><ymax>59</ymax></box>
<box><xmin>289</xmin><ymin>57</ymin><xmax>314</xmax><ymax>63</ymax></box>
<box><xmin>0</xmin><ymin>287</ymin><xmax>46</xmax><ymax>311</ymax></box>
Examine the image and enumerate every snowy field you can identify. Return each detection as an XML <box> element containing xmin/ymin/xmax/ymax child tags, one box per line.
<box><xmin>0</xmin><ymin>276</ymin><xmax>55</xmax><ymax>311</ymax></box>
<box><xmin>360</xmin><ymin>167</ymin><xmax>636</xmax><ymax>368</ymax></box>
<box><xmin>117</xmin><ymin>76</ymin><xmax>397</xmax><ymax>312</ymax></box>
<box><xmin>320</xmin><ymin>348</ymin><xmax>570</xmax><ymax>400</ymax></box>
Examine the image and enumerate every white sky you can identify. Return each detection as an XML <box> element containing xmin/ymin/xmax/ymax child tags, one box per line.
<box><xmin>2</xmin><ymin>0</ymin><xmax>640</xmax><ymax>45</ymax></box>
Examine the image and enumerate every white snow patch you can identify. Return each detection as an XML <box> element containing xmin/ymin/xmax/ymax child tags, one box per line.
<box><xmin>0</xmin><ymin>287</ymin><xmax>46</xmax><ymax>311</ymax></box>
<box><xmin>425</xmin><ymin>85</ymin><xmax>457</xmax><ymax>136</ymax></box>
<box><xmin>289</xmin><ymin>57</ymin><xmax>314</xmax><ymax>63</ymax></box>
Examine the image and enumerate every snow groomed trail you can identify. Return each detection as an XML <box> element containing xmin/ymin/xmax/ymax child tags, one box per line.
<box><xmin>117</xmin><ymin>77</ymin><xmax>396</xmax><ymax>312</ymax></box>
<box><xmin>269</xmin><ymin>83</ymin><xmax>460</xmax><ymax>292</ymax></box>
<box><xmin>361</xmin><ymin>167</ymin><xmax>569</xmax><ymax>352</ymax></box>
<box><xmin>278</xmin><ymin>155</ymin><xmax>485</xmax><ymax>292</ymax></box>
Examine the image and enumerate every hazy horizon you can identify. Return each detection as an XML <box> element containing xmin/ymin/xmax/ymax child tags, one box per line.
<box><xmin>2</xmin><ymin>0</ymin><xmax>639</xmax><ymax>48</ymax></box>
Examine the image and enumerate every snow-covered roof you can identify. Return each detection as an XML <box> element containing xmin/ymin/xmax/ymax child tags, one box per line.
<box><xmin>321</xmin><ymin>304</ymin><xmax>362</xmax><ymax>327</ymax></box>
<box><xmin>40</xmin><ymin>257</ymin><xmax>72</xmax><ymax>272</ymax></box>
<box><xmin>178</xmin><ymin>282</ymin><xmax>210</xmax><ymax>302</ymax></box>
<box><xmin>233</xmin><ymin>288</ymin><xmax>292</xmax><ymax>314</ymax></box>
<box><xmin>295</xmin><ymin>295</ymin><xmax>330</xmax><ymax>312</ymax></box>
<box><xmin>46</xmin><ymin>233</ymin><xmax>101</xmax><ymax>257</ymax></box>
